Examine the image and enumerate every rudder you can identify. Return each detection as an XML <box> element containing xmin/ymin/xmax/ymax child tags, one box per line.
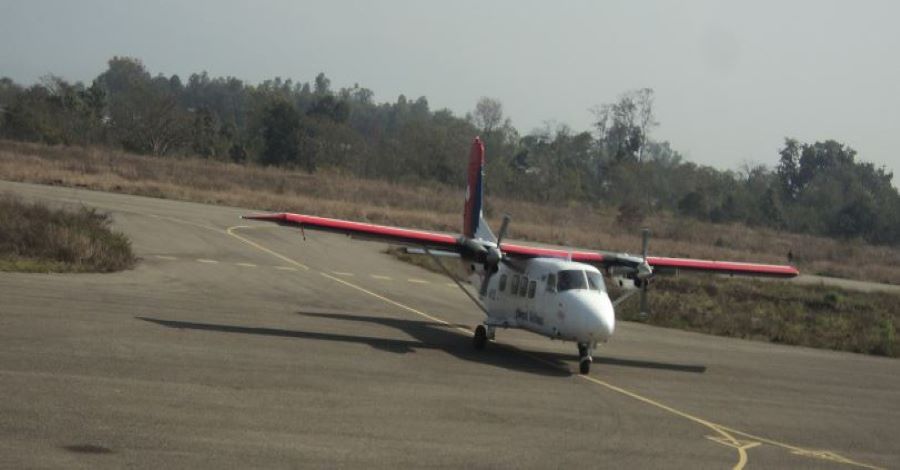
<box><xmin>463</xmin><ymin>137</ymin><xmax>495</xmax><ymax>242</ymax></box>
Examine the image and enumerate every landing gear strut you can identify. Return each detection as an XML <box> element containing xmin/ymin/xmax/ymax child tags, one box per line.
<box><xmin>577</xmin><ymin>342</ymin><xmax>594</xmax><ymax>374</ymax></box>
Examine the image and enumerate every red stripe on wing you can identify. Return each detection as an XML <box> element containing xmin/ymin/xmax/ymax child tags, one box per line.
<box><xmin>647</xmin><ymin>256</ymin><xmax>799</xmax><ymax>278</ymax></box>
<box><xmin>243</xmin><ymin>213</ymin><xmax>459</xmax><ymax>248</ymax></box>
<box><xmin>501</xmin><ymin>243</ymin><xmax>606</xmax><ymax>263</ymax></box>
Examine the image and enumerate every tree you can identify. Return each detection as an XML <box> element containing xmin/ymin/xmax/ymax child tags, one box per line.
<box><xmin>777</xmin><ymin>138</ymin><xmax>801</xmax><ymax>199</ymax></box>
<box><xmin>95</xmin><ymin>58</ymin><xmax>188</xmax><ymax>155</ymax></box>
<box><xmin>260</xmin><ymin>101</ymin><xmax>301</xmax><ymax>167</ymax></box>
<box><xmin>314</xmin><ymin>73</ymin><xmax>331</xmax><ymax>96</ymax></box>
<box><xmin>471</xmin><ymin>97</ymin><xmax>504</xmax><ymax>134</ymax></box>
<box><xmin>592</xmin><ymin>88</ymin><xmax>656</xmax><ymax>163</ymax></box>
<box><xmin>190</xmin><ymin>107</ymin><xmax>220</xmax><ymax>158</ymax></box>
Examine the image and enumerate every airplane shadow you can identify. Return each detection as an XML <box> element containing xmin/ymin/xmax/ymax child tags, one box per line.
<box><xmin>137</xmin><ymin>313</ymin><xmax>569</xmax><ymax>377</ymax></box>
<box><xmin>137</xmin><ymin>311</ymin><xmax>706</xmax><ymax>377</ymax></box>
<box><xmin>296</xmin><ymin>311</ymin><xmax>705</xmax><ymax>375</ymax></box>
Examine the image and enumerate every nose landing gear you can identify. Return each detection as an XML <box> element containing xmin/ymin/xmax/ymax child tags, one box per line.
<box><xmin>577</xmin><ymin>342</ymin><xmax>594</xmax><ymax>374</ymax></box>
<box><xmin>473</xmin><ymin>324</ymin><xmax>496</xmax><ymax>350</ymax></box>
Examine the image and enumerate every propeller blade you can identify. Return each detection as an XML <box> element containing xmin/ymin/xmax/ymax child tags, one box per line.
<box><xmin>639</xmin><ymin>281</ymin><xmax>649</xmax><ymax>316</ymax></box>
<box><xmin>641</xmin><ymin>228</ymin><xmax>650</xmax><ymax>260</ymax></box>
<box><xmin>497</xmin><ymin>214</ymin><xmax>511</xmax><ymax>246</ymax></box>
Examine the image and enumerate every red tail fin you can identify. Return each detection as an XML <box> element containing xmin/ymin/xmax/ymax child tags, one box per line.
<box><xmin>463</xmin><ymin>137</ymin><xmax>485</xmax><ymax>239</ymax></box>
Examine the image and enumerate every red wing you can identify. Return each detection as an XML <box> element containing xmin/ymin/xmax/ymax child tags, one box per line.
<box><xmin>243</xmin><ymin>213</ymin><xmax>460</xmax><ymax>252</ymax></box>
<box><xmin>501</xmin><ymin>243</ymin><xmax>797</xmax><ymax>278</ymax></box>
<box><xmin>501</xmin><ymin>243</ymin><xmax>606</xmax><ymax>264</ymax></box>
<box><xmin>244</xmin><ymin>213</ymin><xmax>799</xmax><ymax>278</ymax></box>
<box><xmin>646</xmin><ymin>256</ymin><xmax>799</xmax><ymax>278</ymax></box>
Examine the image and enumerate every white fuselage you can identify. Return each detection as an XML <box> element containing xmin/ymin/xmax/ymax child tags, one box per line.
<box><xmin>471</xmin><ymin>258</ymin><xmax>616</xmax><ymax>345</ymax></box>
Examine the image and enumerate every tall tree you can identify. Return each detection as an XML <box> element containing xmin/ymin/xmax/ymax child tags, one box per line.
<box><xmin>471</xmin><ymin>97</ymin><xmax>504</xmax><ymax>134</ymax></box>
<box><xmin>260</xmin><ymin>100</ymin><xmax>301</xmax><ymax>167</ymax></box>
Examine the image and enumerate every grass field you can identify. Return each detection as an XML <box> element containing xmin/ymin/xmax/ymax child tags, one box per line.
<box><xmin>2</xmin><ymin>140</ymin><xmax>898</xmax><ymax>285</ymax></box>
<box><xmin>0</xmin><ymin>194</ymin><xmax>135</xmax><ymax>273</ymax></box>
<box><xmin>618</xmin><ymin>277</ymin><xmax>897</xmax><ymax>357</ymax></box>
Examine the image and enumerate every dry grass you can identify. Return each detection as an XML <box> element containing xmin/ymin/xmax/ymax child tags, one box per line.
<box><xmin>2</xmin><ymin>139</ymin><xmax>899</xmax><ymax>283</ymax></box>
<box><xmin>616</xmin><ymin>276</ymin><xmax>898</xmax><ymax>357</ymax></box>
<box><xmin>0</xmin><ymin>193</ymin><xmax>135</xmax><ymax>273</ymax></box>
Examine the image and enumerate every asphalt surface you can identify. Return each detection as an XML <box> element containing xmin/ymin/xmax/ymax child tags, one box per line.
<box><xmin>1</xmin><ymin>180</ymin><xmax>898</xmax><ymax>469</ymax></box>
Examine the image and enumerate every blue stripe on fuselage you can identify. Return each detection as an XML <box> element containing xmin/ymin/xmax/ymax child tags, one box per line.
<box><xmin>470</xmin><ymin>169</ymin><xmax>483</xmax><ymax>238</ymax></box>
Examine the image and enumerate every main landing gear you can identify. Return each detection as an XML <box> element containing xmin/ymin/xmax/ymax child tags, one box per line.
<box><xmin>577</xmin><ymin>342</ymin><xmax>594</xmax><ymax>374</ymax></box>
<box><xmin>473</xmin><ymin>324</ymin><xmax>495</xmax><ymax>350</ymax></box>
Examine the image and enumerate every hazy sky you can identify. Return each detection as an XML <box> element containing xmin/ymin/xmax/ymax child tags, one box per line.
<box><xmin>2</xmin><ymin>0</ymin><xmax>898</xmax><ymax>182</ymax></box>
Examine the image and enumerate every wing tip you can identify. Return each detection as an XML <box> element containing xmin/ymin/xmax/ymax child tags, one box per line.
<box><xmin>242</xmin><ymin>212</ymin><xmax>287</xmax><ymax>222</ymax></box>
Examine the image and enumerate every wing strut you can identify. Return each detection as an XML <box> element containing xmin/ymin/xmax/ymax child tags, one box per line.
<box><xmin>424</xmin><ymin>247</ymin><xmax>488</xmax><ymax>315</ymax></box>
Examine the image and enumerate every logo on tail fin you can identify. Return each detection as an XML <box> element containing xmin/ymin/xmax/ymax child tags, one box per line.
<box><xmin>463</xmin><ymin>137</ymin><xmax>496</xmax><ymax>242</ymax></box>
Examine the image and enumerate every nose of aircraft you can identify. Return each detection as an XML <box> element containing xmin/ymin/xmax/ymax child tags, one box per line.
<box><xmin>567</xmin><ymin>292</ymin><xmax>615</xmax><ymax>343</ymax></box>
<box><xmin>591</xmin><ymin>294</ymin><xmax>616</xmax><ymax>342</ymax></box>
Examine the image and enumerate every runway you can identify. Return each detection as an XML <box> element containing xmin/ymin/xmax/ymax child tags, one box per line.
<box><xmin>0</xmin><ymin>180</ymin><xmax>897</xmax><ymax>469</ymax></box>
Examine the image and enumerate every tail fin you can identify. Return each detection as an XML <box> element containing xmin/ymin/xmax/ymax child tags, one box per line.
<box><xmin>463</xmin><ymin>137</ymin><xmax>496</xmax><ymax>242</ymax></box>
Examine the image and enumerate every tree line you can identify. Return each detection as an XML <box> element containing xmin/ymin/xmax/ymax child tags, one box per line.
<box><xmin>1</xmin><ymin>56</ymin><xmax>897</xmax><ymax>245</ymax></box>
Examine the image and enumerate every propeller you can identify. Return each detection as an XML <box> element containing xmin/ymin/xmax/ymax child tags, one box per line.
<box><xmin>479</xmin><ymin>214</ymin><xmax>511</xmax><ymax>296</ymax></box>
<box><xmin>637</xmin><ymin>228</ymin><xmax>652</xmax><ymax>316</ymax></box>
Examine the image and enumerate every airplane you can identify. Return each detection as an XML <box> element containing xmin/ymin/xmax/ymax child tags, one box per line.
<box><xmin>244</xmin><ymin>137</ymin><xmax>799</xmax><ymax>374</ymax></box>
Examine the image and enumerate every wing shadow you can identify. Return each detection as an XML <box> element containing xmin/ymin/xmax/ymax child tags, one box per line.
<box><xmin>138</xmin><ymin>310</ymin><xmax>705</xmax><ymax>376</ymax></box>
<box><xmin>137</xmin><ymin>312</ymin><xmax>572</xmax><ymax>377</ymax></box>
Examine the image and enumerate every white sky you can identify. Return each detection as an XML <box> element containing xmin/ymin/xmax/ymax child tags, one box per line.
<box><xmin>1</xmin><ymin>0</ymin><xmax>898</xmax><ymax>183</ymax></box>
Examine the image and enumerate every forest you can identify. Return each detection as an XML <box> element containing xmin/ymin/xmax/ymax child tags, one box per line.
<box><xmin>1</xmin><ymin>56</ymin><xmax>897</xmax><ymax>245</ymax></box>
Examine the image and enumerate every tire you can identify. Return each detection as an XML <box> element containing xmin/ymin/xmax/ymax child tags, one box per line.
<box><xmin>579</xmin><ymin>358</ymin><xmax>591</xmax><ymax>374</ymax></box>
<box><xmin>474</xmin><ymin>325</ymin><xmax>487</xmax><ymax>350</ymax></box>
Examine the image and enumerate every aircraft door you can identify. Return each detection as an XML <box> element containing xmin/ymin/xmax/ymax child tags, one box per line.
<box><xmin>537</xmin><ymin>271</ymin><xmax>561</xmax><ymax>337</ymax></box>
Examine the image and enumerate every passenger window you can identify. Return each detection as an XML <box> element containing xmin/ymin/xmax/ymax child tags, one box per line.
<box><xmin>527</xmin><ymin>280</ymin><xmax>536</xmax><ymax>299</ymax></box>
<box><xmin>498</xmin><ymin>274</ymin><xmax>507</xmax><ymax>292</ymax></box>
<box><xmin>510</xmin><ymin>275</ymin><xmax>520</xmax><ymax>294</ymax></box>
<box><xmin>519</xmin><ymin>277</ymin><xmax>529</xmax><ymax>297</ymax></box>
<box><xmin>546</xmin><ymin>273</ymin><xmax>557</xmax><ymax>292</ymax></box>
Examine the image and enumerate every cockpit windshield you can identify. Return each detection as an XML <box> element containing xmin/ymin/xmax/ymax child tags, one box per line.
<box><xmin>586</xmin><ymin>271</ymin><xmax>606</xmax><ymax>292</ymax></box>
<box><xmin>557</xmin><ymin>270</ymin><xmax>606</xmax><ymax>292</ymax></box>
<box><xmin>557</xmin><ymin>270</ymin><xmax>586</xmax><ymax>291</ymax></box>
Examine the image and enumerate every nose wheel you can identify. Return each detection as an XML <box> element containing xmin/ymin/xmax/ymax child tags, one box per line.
<box><xmin>474</xmin><ymin>325</ymin><xmax>487</xmax><ymax>350</ymax></box>
<box><xmin>473</xmin><ymin>324</ymin><xmax>495</xmax><ymax>350</ymax></box>
<box><xmin>577</xmin><ymin>342</ymin><xmax>594</xmax><ymax>374</ymax></box>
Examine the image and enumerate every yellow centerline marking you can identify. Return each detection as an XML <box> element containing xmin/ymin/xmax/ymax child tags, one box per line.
<box><xmin>235</xmin><ymin>262</ymin><xmax>257</xmax><ymax>268</ymax></box>
<box><xmin>370</xmin><ymin>274</ymin><xmax>393</xmax><ymax>280</ymax></box>
<box><xmin>197</xmin><ymin>259</ymin><xmax>218</xmax><ymax>264</ymax></box>
<box><xmin>331</xmin><ymin>271</ymin><xmax>355</xmax><ymax>277</ymax></box>
<box><xmin>226</xmin><ymin>226</ymin><xmax>310</xmax><ymax>271</ymax></box>
<box><xmin>222</xmin><ymin>224</ymin><xmax>882</xmax><ymax>470</ymax></box>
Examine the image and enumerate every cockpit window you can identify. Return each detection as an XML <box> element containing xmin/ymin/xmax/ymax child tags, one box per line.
<box><xmin>557</xmin><ymin>270</ymin><xmax>605</xmax><ymax>292</ymax></box>
<box><xmin>586</xmin><ymin>271</ymin><xmax>606</xmax><ymax>292</ymax></box>
<box><xmin>557</xmin><ymin>270</ymin><xmax>587</xmax><ymax>291</ymax></box>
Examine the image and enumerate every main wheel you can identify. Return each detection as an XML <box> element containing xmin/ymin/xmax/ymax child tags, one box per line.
<box><xmin>473</xmin><ymin>325</ymin><xmax>487</xmax><ymax>350</ymax></box>
<box><xmin>579</xmin><ymin>357</ymin><xmax>591</xmax><ymax>374</ymax></box>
